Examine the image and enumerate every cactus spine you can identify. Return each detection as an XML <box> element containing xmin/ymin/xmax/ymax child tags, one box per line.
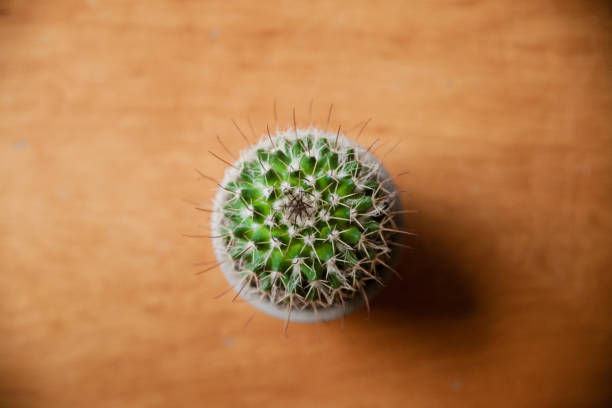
<box><xmin>211</xmin><ymin>127</ymin><xmax>400</xmax><ymax>311</ymax></box>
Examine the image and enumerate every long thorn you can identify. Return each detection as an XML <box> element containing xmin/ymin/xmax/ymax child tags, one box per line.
<box><xmin>182</xmin><ymin>233</ymin><xmax>224</xmax><ymax>239</ymax></box>
<box><xmin>389</xmin><ymin>241</ymin><xmax>413</xmax><ymax>249</ymax></box>
<box><xmin>377</xmin><ymin>258</ymin><xmax>402</xmax><ymax>279</ymax></box>
<box><xmin>308</xmin><ymin>99</ymin><xmax>313</xmax><ymax>124</ymax></box>
<box><xmin>348</xmin><ymin>119</ymin><xmax>364</xmax><ymax>133</ymax></box>
<box><xmin>182</xmin><ymin>198</ymin><xmax>200</xmax><ymax>206</ymax></box>
<box><xmin>366</xmin><ymin>138</ymin><xmax>379</xmax><ymax>153</ymax></box>
<box><xmin>382</xmin><ymin>228</ymin><xmax>417</xmax><ymax>236</ymax></box>
<box><xmin>195</xmin><ymin>262</ymin><xmax>222</xmax><ymax>274</ymax></box>
<box><xmin>335</xmin><ymin>124</ymin><xmax>341</xmax><ymax>148</ymax></box>
<box><xmin>231</xmin><ymin>118</ymin><xmax>252</xmax><ymax>147</ymax></box>
<box><xmin>182</xmin><ymin>234</ymin><xmax>208</xmax><ymax>238</ymax></box>
<box><xmin>381</xmin><ymin>141</ymin><xmax>402</xmax><ymax>162</ymax></box>
<box><xmin>232</xmin><ymin>278</ymin><xmax>250</xmax><ymax>302</ymax></box>
<box><xmin>194</xmin><ymin>169</ymin><xmax>233</xmax><ymax>193</ymax></box>
<box><xmin>216</xmin><ymin>134</ymin><xmax>236</xmax><ymax>159</ymax></box>
<box><xmin>208</xmin><ymin>150</ymin><xmax>238</xmax><ymax>169</ymax></box>
<box><xmin>388</xmin><ymin>209</ymin><xmax>418</xmax><ymax>215</ymax></box>
<box><xmin>194</xmin><ymin>169</ymin><xmax>219</xmax><ymax>184</ymax></box>
<box><xmin>325</xmin><ymin>103</ymin><xmax>333</xmax><ymax>131</ymax></box>
<box><xmin>214</xmin><ymin>285</ymin><xmax>236</xmax><ymax>300</ymax></box>
<box><xmin>243</xmin><ymin>311</ymin><xmax>257</xmax><ymax>329</ymax></box>
<box><xmin>266</xmin><ymin>124</ymin><xmax>275</xmax><ymax>147</ymax></box>
<box><xmin>355</xmin><ymin>118</ymin><xmax>372</xmax><ymax>141</ymax></box>
<box><xmin>358</xmin><ymin>284</ymin><xmax>370</xmax><ymax>320</ymax></box>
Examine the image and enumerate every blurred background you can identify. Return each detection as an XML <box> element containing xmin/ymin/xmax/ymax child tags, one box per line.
<box><xmin>1</xmin><ymin>1</ymin><xmax>611</xmax><ymax>407</ymax></box>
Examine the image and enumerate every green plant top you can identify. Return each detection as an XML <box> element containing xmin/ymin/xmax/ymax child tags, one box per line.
<box><xmin>211</xmin><ymin>128</ymin><xmax>399</xmax><ymax>310</ymax></box>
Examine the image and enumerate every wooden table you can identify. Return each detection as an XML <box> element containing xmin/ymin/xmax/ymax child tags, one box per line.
<box><xmin>1</xmin><ymin>1</ymin><xmax>611</xmax><ymax>407</ymax></box>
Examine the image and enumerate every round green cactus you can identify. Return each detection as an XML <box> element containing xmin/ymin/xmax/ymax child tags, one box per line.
<box><xmin>211</xmin><ymin>127</ymin><xmax>401</xmax><ymax>310</ymax></box>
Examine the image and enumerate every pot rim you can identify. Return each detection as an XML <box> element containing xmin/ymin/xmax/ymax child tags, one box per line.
<box><xmin>210</xmin><ymin>127</ymin><xmax>406</xmax><ymax>323</ymax></box>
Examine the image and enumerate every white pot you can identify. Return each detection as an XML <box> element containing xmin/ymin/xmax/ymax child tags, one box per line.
<box><xmin>211</xmin><ymin>129</ymin><xmax>406</xmax><ymax>323</ymax></box>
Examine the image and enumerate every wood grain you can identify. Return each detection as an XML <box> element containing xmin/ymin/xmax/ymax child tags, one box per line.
<box><xmin>1</xmin><ymin>1</ymin><xmax>611</xmax><ymax>407</ymax></box>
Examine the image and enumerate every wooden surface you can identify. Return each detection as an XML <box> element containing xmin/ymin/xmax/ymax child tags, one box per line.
<box><xmin>1</xmin><ymin>1</ymin><xmax>611</xmax><ymax>407</ymax></box>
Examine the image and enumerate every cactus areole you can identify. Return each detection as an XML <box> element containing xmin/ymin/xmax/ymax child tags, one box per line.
<box><xmin>211</xmin><ymin>127</ymin><xmax>404</xmax><ymax>322</ymax></box>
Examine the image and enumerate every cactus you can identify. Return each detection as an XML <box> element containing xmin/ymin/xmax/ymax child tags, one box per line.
<box><xmin>211</xmin><ymin>126</ymin><xmax>401</xmax><ymax>312</ymax></box>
